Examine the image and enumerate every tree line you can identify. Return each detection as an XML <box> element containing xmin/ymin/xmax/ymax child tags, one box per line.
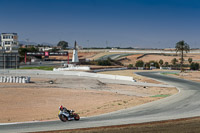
<box><xmin>133</xmin><ymin>58</ymin><xmax>199</xmax><ymax>70</ymax></box>
<box><xmin>132</xmin><ymin>40</ymin><xmax>199</xmax><ymax>71</ymax></box>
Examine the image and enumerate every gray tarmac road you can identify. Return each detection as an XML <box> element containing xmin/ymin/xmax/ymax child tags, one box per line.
<box><xmin>1</xmin><ymin>71</ymin><xmax>200</xmax><ymax>133</ymax></box>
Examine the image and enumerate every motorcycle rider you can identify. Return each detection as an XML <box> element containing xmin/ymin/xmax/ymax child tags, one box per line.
<box><xmin>59</xmin><ymin>105</ymin><xmax>72</xmax><ymax>120</ymax></box>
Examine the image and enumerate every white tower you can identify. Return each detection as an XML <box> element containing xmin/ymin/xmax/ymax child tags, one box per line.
<box><xmin>72</xmin><ymin>41</ymin><xmax>79</xmax><ymax>63</ymax></box>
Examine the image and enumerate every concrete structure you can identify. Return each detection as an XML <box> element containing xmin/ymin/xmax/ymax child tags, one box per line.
<box><xmin>0</xmin><ymin>33</ymin><xmax>18</xmax><ymax>52</ymax></box>
<box><xmin>72</xmin><ymin>41</ymin><xmax>79</xmax><ymax>63</ymax></box>
<box><xmin>52</xmin><ymin>68</ymin><xmax>135</xmax><ymax>82</ymax></box>
<box><xmin>0</xmin><ymin>53</ymin><xmax>20</xmax><ymax>69</ymax></box>
<box><xmin>54</xmin><ymin>64</ymin><xmax>90</xmax><ymax>71</ymax></box>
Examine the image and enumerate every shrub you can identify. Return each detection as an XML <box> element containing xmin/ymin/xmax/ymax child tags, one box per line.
<box><xmin>190</xmin><ymin>62</ymin><xmax>199</xmax><ymax>70</ymax></box>
<box><xmin>127</xmin><ymin>64</ymin><xmax>133</xmax><ymax>68</ymax></box>
<box><xmin>159</xmin><ymin>59</ymin><xmax>164</xmax><ymax>66</ymax></box>
<box><xmin>135</xmin><ymin>60</ymin><xmax>144</xmax><ymax>67</ymax></box>
<box><xmin>171</xmin><ymin>58</ymin><xmax>178</xmax><ymax>66</ymax></box>
<box><xmin>188</xmin><ymin>58</ymin><xmax>193</xmax><ymax>64</ymax></box>
<box><xmin>97</xmin><ymin>57</ymin><xmax>123</xmax><ymax>66</ymax></box>
<box><xmin>164</xmin><ymin>62</ymin><xmax>169</xmax><ymax>67</ymax></box>
<box><xmin>98</xmin><ymin>60</ymin><xmax>112</xmax><ymax>66</ymax></box>
<box><xmin>146</xmin><ymin>61</ymin><xmax>159</xmax><ymax>68</ymax></box>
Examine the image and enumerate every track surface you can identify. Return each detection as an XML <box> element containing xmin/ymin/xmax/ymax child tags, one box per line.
<box><xmin>1</xmin><ymin>72</ymin><xmax>200</xmax><ymax>133</ymax></box>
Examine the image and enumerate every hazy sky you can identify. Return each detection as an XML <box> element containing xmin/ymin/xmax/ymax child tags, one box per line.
<box><xmin>0</xmin><ymin>0</ymin><xmax>200</xmax><ymax>48</ymax></box>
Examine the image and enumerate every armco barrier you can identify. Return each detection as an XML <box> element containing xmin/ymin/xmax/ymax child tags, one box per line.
<box><xmin>93</xmin><ymin>67</ymin><xmax>127</xmax><ymax>73</ymax></box>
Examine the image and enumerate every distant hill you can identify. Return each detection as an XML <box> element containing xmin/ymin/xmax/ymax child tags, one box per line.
<box><xmin>19</xmin><ymin>41</ymin><xmax>56</xmax><ymax>46</ymax></box>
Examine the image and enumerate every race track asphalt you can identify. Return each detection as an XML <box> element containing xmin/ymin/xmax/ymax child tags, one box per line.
<box><xmin>1</xmin><ymin>71</ymin><xmax>200</xmax><ymax>133</ymax></box>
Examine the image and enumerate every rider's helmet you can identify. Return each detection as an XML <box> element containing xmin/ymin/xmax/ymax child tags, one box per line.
<box><xmin>59</xmin><ymin>105</ymin><xmax>63</xmax><ymax>111</ymax></box>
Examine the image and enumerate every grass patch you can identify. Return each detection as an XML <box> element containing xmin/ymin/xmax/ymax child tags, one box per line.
<box><xmin>151</xmin><ymin>94</ymin><xmax>170</xmax><ymax>98</ymax></box>
<box><xmin>19</xmin><ymin>66</ymin><xmax>54</xmax><ymax>71</ymax></box>
<box><xmin>161</xmin><ymin>73</ymin><xmax>179</xmax><ymax>76</ymax></box>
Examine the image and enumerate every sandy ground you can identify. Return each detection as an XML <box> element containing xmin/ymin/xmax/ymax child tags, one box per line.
<box><xmin>118</xmin><ymin>53</ymin><xmax>200</xmax><ymax>66</ymax></box>
<box><xmin>166</xmin><ymin>71</ymin><xmax>200</xmax><ymax>82</ymax></box>
<box><xmin>0</xmin><ymin>73</ymin><xmax>177</xmax><ymax>123</ymax></box>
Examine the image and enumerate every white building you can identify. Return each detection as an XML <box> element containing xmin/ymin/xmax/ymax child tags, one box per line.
<box><xmin>72</xmin><ymin>41</ymin><xmax>79</xmax><ymax>63</ymax></box>
<box><xmin>0</xmin><ymin>33</ymin><xmax>19</xmax><ymax>52</ymax></box>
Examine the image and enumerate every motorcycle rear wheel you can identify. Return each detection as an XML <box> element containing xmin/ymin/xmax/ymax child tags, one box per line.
<box><xmin>74</xmin><ymin>113</ymin><xmax>80</xmax><ymax>121</ymax></box>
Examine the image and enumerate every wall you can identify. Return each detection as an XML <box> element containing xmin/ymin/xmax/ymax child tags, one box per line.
<box><xmin>0</xmin><ymin>69</ymin><xmax>135</xmax><ymax>82</ymax></box>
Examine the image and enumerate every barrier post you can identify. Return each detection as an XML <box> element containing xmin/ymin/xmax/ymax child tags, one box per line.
<box><xmin>68</xmin><ymin>54</ymin><xmax>69</xmax><ymax>64</ymax></box>
<box><xmin>25</xmin><ymin>52</ymin><xmax>27</xmax><ymax>64</ymax></box>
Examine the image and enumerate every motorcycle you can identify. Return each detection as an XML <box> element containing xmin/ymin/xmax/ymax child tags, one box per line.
<box><xmin>58</xmin><ymin>109</ymin><xmax>80</xmax><ymax>122</ymax></box>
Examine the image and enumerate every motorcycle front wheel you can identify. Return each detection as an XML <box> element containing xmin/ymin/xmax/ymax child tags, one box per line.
<box><xmin>59</xmin><ymin>114</ymin><xmax>68</xmax><ymax>122</ymax></box>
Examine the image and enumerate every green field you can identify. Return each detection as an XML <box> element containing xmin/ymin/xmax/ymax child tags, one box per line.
<box><xmin>161</xmin><ymin>72</ymin><xmax>179</xmax><ymax>76</ymax></box>
<box><xmin>150</xmin><ymin>94</ymin><xmax>171</xmax><ymax>98</ymax></box>
<box><xmin>19</xmin><ymin>66</ymin><xmax>54</xmax><ymax>71</ymax></box>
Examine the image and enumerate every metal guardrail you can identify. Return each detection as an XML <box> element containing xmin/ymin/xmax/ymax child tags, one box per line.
<box><xmin>93</xmin><ymin>67</ymin><xmax>128</xmax><ymax>73</ymax></box>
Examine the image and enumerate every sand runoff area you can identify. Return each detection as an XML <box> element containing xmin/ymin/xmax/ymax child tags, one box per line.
<box><xmin>0</xmin><ymin>70</ymin><xmax>178</xmax><ymax>123</ymax></box>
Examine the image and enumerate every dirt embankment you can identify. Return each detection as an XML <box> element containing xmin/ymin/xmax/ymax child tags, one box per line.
<box><xmin>120</xmin><ymin>53</ymin><xmax>200</xmax><ymax>66</ymax></box>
